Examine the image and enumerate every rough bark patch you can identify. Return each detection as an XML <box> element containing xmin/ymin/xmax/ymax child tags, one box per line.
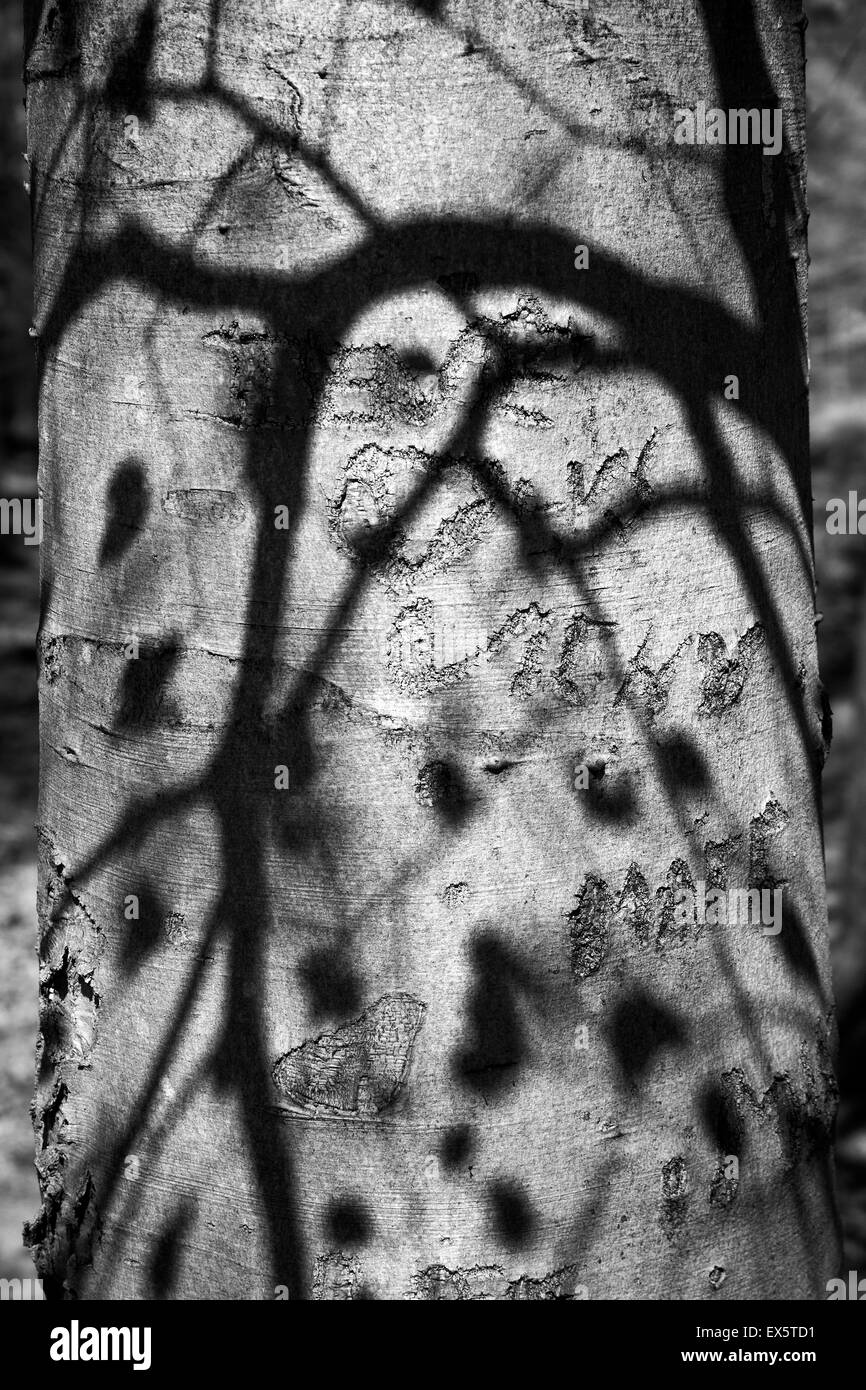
<box><xmin>311</xmin><ymin>1251</ymin><xmax>361</xmax><ymax>1300</ymax></box>
<box><xmin>748</xmin><ymin>797</ymin><xmax>790</xmax><ymax>888</ymax></box>
<box><xmin>616</xmin><ymin>862</ymin><xmax>653</xmax><ymax>948</ymax></box>
<box><xmin>659</xmin><ymin>1154</ymin><xmax>690</xmax><ymax>1242</ymax></box>
<box><xmin>162</xmin><ymin>488</ymin><xmax>245</xmax><ymax>524</ymax></box>
<box><xmin>506</xmin><ymin>1264</ymin><xmax>585</xmax><ymax>1300</ymax></box>
<box><xmin>708</xmin><ymin>1157</ymin><xmax>740</xmax><ymax>1210</ymax></box>
<box><xmin>704</xmin><ymin>834</ymin><xmax>742</xmax><ymax>892</ymax></box>
<box><xmin>272</xmin><ymin>993</ymin><xmax>426</xmax><ymax>1117</ymax></box>
<box><xmin>615</xmin><ymin>632</ymin><xmax>691</xmax><ymax>723</ymax></box>
<box><xmin>568</xmin><ymin>874</ymin><xmax>612</xmax><ymax>978</ymax></box>
<box><xmin>37</xmin><ymin>831</ymin><xmax>102</xmax><ymax>1069</ymax></box>
<box><xmin>655</xmin><ymin>857</ymin><xmax>696</xmax><ymax>952</ymax></box>
<box><xmin>25</xmin><ymin>1164</ymin><xmax>101</xmax><ymax>1299</ymax></box>
<box><xmin>719</xmin><ymin>1043</ymin><xmax>837</xmax><ymax>1172</ymax></box>
<box><xmin>697</xmin><ymin>625</ymin><xmax>765</xmax><ymax>715</ymax></box>
<box><xmin>164</xmin><ymin>911</ymin><xmax>188</xmax><ymax>946</ymax></box>
<box><xmin>409</xmin><ymin>1261</ymin><xmax>584</xmax><ymax>1300</ymax></box>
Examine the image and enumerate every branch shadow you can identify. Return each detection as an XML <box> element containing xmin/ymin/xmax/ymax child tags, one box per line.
<box><xmin>26</xmin><ymin>0</ymin><xmax>836</xmax><ymax>1301</ymax></box>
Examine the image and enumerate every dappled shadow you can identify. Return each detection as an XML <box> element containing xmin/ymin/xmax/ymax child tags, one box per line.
<box><xmin>324</xmin><ymin>1196</ymin><xmax>371</xmax><ymax>1249</ymax></box>
<box><xmin>452</xmin><ymin>932</ymin><xmax>541</xmax><ymax>1098</ymax></box>
<box><xmin>606</xmin><ymin>985</ymin><xmax>688</xmax><ymax>1089</ymax></box>
<box><xmin>24</xmin><ymin>0</ymin><xmax>839</xmax><ymax>1301</ymax></box>
<box><xmin>489</xmin><ymin>1179</ymin><xmax>535</xmax><ymax>1250</ymax></box>
<box><xmin>149</xmin><ymin>1199</ymin><xmax>195</xmax><ymax>1299</ymax></box>
<box><xmin>98</xmin><ymin>457</ymin><xmax>150</xmax><ymax>567</ymax></box>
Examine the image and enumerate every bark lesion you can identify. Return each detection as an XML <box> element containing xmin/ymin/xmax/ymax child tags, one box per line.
<box><xmin>310</xmin><ymin>1250</ymin><xmax>362</xmax><ymax>1300</ymax></box>
<box><xmin>25</xmin><ymin>832</ymin><xmax>105</xmax><ymax>1294</ymax></box>
<box><xmin>720</xmin><ymin>1039</ymin><xmax>837</xmax><ymax>1173</ymax></box>
<box><xmin>408</xmin><ymin>1260</ymin><xmax>586</xmax><ymax>1300</ymax></box>
<box><xmin>697</xmin><ymin>624</ymin><xmax>766</xmax><ymax>715</ymax></box>
<box><xmin>36</xmin><ymin>829</ymin><xmax>102</xmax><ymax>1070</ymax></box>
<box><xmin>271</xmin><ymin>993</ymin><xmax>427</xmax><ymax>1118</ymax></box>
<box><xmin>24</xmin><ymin>1161</ymin><xmax>101</xmax><ymax>1300</ymax></box>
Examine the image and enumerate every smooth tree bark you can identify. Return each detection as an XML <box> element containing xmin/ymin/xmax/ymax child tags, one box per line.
<box><xmin>26</xmin><ymin>0</ymin><xmax>839</xmax><ymax>1299</ymax></box>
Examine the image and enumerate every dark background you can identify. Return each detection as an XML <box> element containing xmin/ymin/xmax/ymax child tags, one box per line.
<box><xmin>1</xmin><ymin>0</ymin><xmax>864</xmax><ymax>1282</ymax></box>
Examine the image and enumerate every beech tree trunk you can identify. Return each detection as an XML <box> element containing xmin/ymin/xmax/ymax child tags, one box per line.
<box><xmin>26</xmin><ymin>0</ymin><xmax>839</xmax><ymax>1299</ymax></box>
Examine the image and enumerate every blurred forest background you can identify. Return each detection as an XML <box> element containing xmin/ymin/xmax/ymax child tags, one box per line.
<box><xmin>0</xmin><ymin>0</ymin><xmax>864</xmax><ymax>1283</ymax></box>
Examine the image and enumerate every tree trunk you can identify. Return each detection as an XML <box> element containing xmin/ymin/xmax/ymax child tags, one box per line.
<box><xmin>25</xmin><ymin>0</ymin><xmax>839</xmax><ymax>1299</ymax></box>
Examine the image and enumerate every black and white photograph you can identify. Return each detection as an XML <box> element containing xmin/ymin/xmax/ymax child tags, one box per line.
<box><xmin>1</xmin><ymin>0</ymin><xmax>865</xmax><ymax>1349</ymax></box>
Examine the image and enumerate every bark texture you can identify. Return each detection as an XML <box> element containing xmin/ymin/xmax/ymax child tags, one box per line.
<box><xmin>27</xmin><ymin>0</ymin><xmax>839</xmax><ymax>1298</ymax></box>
